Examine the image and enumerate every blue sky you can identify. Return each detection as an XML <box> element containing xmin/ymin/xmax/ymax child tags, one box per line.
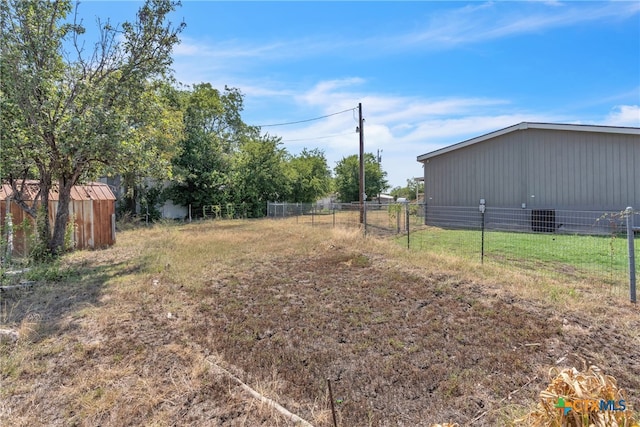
<box><xmin>75</xmin><ymin>1</ymin><xmax>640</xmax><ymax>188</ymax></box>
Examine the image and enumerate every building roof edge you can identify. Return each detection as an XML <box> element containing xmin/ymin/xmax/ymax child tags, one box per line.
<box><xmin>416</xmin><ymin>122</ymin><xmax>640</xmax><ymax>162</ymax></box>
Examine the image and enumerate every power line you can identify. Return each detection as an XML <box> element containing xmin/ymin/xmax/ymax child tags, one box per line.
<box><xmin>281</xmin><ymin>131</ymin><xmax>355</xmax><ymax>143</ymax></box>
<box><xmin>254</xmin><ymin>107</ymin><xmax>356</xmax><ymax>128</ymax></box>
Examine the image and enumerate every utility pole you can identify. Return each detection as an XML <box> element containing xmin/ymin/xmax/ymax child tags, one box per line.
<box><xmin>358</xmin><ymin>103</ymin><xmax>365</xmax><ymax>224</ymax></box>
<box><xmin>376</xmin><ymin>149</ymin><xmax>382</xmax><ymax>204</ymax></box>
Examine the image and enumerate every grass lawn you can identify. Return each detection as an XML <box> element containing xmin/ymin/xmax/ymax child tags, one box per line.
<box><xmin>406</xmin><ymin>228</ymin><xmax>638</xmax><ymax>292</ymax></box>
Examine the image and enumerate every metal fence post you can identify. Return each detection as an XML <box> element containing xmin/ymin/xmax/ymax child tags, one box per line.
<box><xmin>424</xmin><ymin>201</ymin><xmax>428</xmax><ymax>225</ymax></box>
<box><xmin>364</xmin><ymin>202</ymin><xmax>367</xmax><ymax>236</ymax></box>
<box><xmin>405</xmin><ymin>202</ymin><xmax>409</xmax><ymax>232</ymax></box>
<box><xmin>626</xmin><ymin>207</ymin><xmax>636</xmax><ymax>303</ymax></box>
<box><xmin>406</xmin><ymin>203</ymin><xmax>410</xmax><ymax>249</ymax></box>
<box><xmin>481</xmin><ymin>209</ymin><xmax>485</xmax><ymax>265</ymax></box>
<box><xmin>479</xmin><ymin>199</ymin><xmax>486</xmax><ymax>264</ymax></box>
<box><xmin>333</xmin><ymin>206</ymin><xmax>336</xmax><ymax>228</ymax></box>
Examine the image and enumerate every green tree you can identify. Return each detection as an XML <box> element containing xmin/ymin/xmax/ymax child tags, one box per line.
<box><xmin>0</xmin><ymin>93</ymin><xmax>38</xmax><ymax>193</ymax></box>
<box><xmin>166</xmin><ymin>84</ymin><xmax>249</xmax><ymax>215</ymax></box>
<box><xmin>0</xmin><ymin>0</ymin><xmax>184</xmax><ymax>257</ymax></box>
<box><xmin>231</xmin><ymin>134</ymin><xmax>290</xmax><ymax>217</ymax></box>
<box><xmin>390</xmin><ymin>178</ymin><xmax>424</xmax><ymax>201</ymax></box>
<box><xmin>98</xmin><ymin>82</ymin><xmax>184</xmax><ymax>217</ymax></box>
<box><xmin>333</xmin><ymin>153</ymin><xmax>389</xmax><ymax>203</ymax></box>
<box><xmin>287</xmin><ymin>148</ymin><xmax>332</xmax><ymax>203</ymax></box>
<box><xmin>166</xmin><ymin>84</ymin><xmax>311</xmax><ymax>218</ymax></box>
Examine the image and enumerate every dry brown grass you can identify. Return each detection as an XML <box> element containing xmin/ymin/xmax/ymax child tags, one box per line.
<box><xmin>1</xmin><ymin>218</ymin><xmax>638</xmax><ymax>426</ymax></box>
<box><xmin>517</xmin><ymin>365</ymin><xmax>638</xmax><ymax>426</ymax></box>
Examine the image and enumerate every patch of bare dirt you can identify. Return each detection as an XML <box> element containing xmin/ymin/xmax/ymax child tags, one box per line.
<box><xmin>178</xmin><ymin>247</ymin><xmax>640</xmax><ymax>425</ymax></box>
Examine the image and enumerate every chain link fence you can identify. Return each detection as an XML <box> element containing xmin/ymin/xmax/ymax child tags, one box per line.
<box><xmin>267</xmin><ymin>202</ymin><xmax>638</xmax><ymax>301</ymax></box>
<box><xmin>266</xmin><ymin>201</ymin><xmax>426</xmax><ymax>233</ymax></box>
<box><xmin>201</xmin><ymin>203</ymin><xmax>251</xmax><ymax>220</ymax></box>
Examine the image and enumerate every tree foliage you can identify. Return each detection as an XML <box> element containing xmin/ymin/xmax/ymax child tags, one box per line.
<box><xmin>100</xmin><ymin>81</ymin><xmax>185</xmax><ymax>216</ymax></box>
<box><xmin>231</xmin><ymin>134</ymin><xmax>290</xmax><ymax>217</ymax></box>
<box><xmin>0</xmin><ymin>0</ymin><xmax>184</xmax><ymax>257</ymax></box>
<box><xmin>166</xmin><ymin>84</ymin><xmax>252</xmax><ymax>213</ymax></box>
<box><xmin>390</xmin><ymin>178</ymin><xmax>424</xmax><ymax>201</ymax></box>
<box><xmin>166</xmin><ymin>86</ymin><xmax>334</xmax><ymax>217</ymax></box>
<box><xmin>286</xmin><ymin>148</ymin><xmax>332</xmax><ymax>203</ymax></box>
<box><xmin>333</xmin><ymin>153</ymin><xmax>389</xmax><ymax>203</ymax></box>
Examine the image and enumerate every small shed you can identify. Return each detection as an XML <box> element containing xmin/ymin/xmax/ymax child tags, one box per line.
<box><xmin>0</xmin><ymin>181</ymin><xmax>116</xmax><ymax>256</ymax></box>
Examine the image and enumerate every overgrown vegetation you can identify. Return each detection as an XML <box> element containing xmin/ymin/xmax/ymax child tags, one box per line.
<box><xmin>1</xmin><ymin>219</ymin><xmax>638</xmax><ymax>426</ymax></box>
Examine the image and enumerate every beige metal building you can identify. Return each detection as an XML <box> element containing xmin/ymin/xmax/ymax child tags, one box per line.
<box><xmin>417</xmin><ymin>122</ymin><xmax>640</xmax><ymax>211</ymax></box>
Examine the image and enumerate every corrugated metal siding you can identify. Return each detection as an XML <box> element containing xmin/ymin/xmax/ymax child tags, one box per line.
<box><xmin>70</xmin><ymin>199</ymin><xmax>94</xmax><ymax>249</ymax></box>
<box><xmin>423</xmin><ymin>128</ymin><xmax>640</xmax><ymax>211</ymax></box>
<box><xmin>92</xmin><ymin>197</ymin><xmax>116</xmax><ymax>247</ymax></box>
<box><xmin>0</xmin><ymin>182</ymin><xmax>116</xmax><ymax>254</ymax></box>
<box><xmin>424</xmin><ymin>131</ymin><xmax>525</xmax><ymax>206</ymax></box>
<box><xmin>0</xmin><ymin>199</ymin><xmax>31</xmax><ymax>256</ymax></box>
<box><xmin>522</xmin><ymin>130</ymin><xmax>639</xmax><ymax>210</ymax></box>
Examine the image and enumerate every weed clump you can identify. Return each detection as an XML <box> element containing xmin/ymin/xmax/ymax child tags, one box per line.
<box><xmin>516</xmin><ymin>365</ymin><xmax>638</xmax><ymax>426</ymax></box>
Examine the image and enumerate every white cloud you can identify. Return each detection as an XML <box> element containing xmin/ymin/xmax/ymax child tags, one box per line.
<box><xmin>399</xmin><ymin>1</ymin><xmax>640</xmax><ymax>49</ymax></box>
<box><xmin>258</xmin><ymin>78</ymin><xmax>559</xmax><ymax>186</ymax></box>
<box><xmin>164</xmin><ymin>0</ymin><xmax>640</xmax><ymax>187</ymax></box>
<box><xmin>174</xmin><ymin>35</ymin><xmax>293</xmax><ymax>60</ymax></box>
<box><xmin>295</xmin><ymin>78</ymin><xmax>367</xmax><ymax>109</ymax></box>
<box><xmin>605</xmin><ymin>105</ymin><xmax>640</xmax><ymax>127</ymax></box>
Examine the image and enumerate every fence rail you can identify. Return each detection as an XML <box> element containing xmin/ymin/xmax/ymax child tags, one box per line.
<box><xmin>425</xmin><ymin>206</ymin><xmax>629</xmax><ymax>235</ymax></box>
<box><xmin>202</xmin><ymin>203</ymin><xmax>250</xmax><ymax>220</ymax></box>
<box><xmin>267</xmin><ymin>202</ymin><xmax>638</xmax><ymax>302</ymax></box>
<box><xmin>266</xmin><ymin>201</ymin><xmax>425</xmax><ymax>233</ymax></box>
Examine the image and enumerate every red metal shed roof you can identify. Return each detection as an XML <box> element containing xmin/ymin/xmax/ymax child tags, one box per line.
<box><xmin>0</xmin><ymin>181</ymin><xmax>116</xmax><ymax>201</ymax></box>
